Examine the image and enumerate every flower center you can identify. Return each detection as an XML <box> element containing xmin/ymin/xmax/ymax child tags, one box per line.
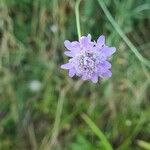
<box><xmin>74</xmin><ymin>51</ymin><xmax>98</xmax><ymax>77</ymax></box>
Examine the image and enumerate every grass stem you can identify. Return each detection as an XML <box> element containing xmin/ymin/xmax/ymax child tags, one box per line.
<box><xmin>82</xmin><ymin>113</ymin><xmax>113</xmax><ymax>150</ymax></box>
<box><xmin>75</xmin><ymin>0</ymin><xmax>82</xmax><ymax>39</ymax></box>
<box><xmin>97</xmin><ymin>0</ymin><xmax>150</xmax><ymax>68</ymax></box>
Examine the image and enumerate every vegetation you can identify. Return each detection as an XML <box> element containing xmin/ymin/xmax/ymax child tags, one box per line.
<box><xmin>0</xmin><ymin>0</ymin><xmax>150</xmax><ymax>149</ymax></box>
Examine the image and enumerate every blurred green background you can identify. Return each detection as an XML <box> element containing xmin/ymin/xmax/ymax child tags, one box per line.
<box><xmin>0</xmin><ymin>0</ymin><xmax>150</xmax><ymax>149</ymax></box>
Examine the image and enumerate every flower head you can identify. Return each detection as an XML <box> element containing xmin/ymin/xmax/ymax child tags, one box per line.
<box><xmin>61</xmin><ymin>34</ymin><xmax>116</xmax><ymax>83</ymax></box>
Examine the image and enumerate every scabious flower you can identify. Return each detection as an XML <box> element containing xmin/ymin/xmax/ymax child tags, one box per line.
<box><xmin>61</xmin><ymin>34</ymin><xmax>116</xmax><ymax>83</ymax></box>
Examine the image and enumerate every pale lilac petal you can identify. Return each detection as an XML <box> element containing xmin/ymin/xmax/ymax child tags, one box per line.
<box><xmin>97</xmin><ymin>35</ymin><xmax>105</xmax><ymax>47</ymax></box>
<box><xmin>64</xmin><ymin>40</ymin><xmax>80</xmax><ymax>52</ymax></box>
<box><xmin>79</xmin><ymin>34</ymin><xmax>91</xmax><ymax>43</ymax></box>
<box><xmin>79</xmin><ymin>34</ymin><xmax>93</xmax><ymax>49</ymax></box>
<box><xmin>71</xmin><ymin>41</ymin><xmax>80</xmax><ymax>49</ymax></box>
<box><xmin>64</xmin><ymin>40</ymin><xmax>72</xmax><ymax>50</ymax></box>
<box><xmin>61</xmin><ymin>63</ymin><xmax>73</xmax><ymax>69</ymax></box>
<box><xmin>100</xmin><ymin>61</ymin><xmax>111</xmax><ymax>69</ymax></box>
<box><xmin>82</xmin><ymin>75</ymin><xmax>89</xmax><ymax>80</ymax></box>
<box><xmin>64</xmin><ymin>51</ymin><xmax>74</xmax><ymax>57</ymax></box>
<box><xmin>91</xmin><ymin>75</ymin><xmax>98</xmax><ymax>83</ymax></box>
<box><xmin>70</xmin><ymin>42</ymin><xmax>81</xmax><ymax>54</ymax></box>
<box><xmin>79</xmin><ymin>36</ymin><xmax>90</xmax><ymax>45</ymax></box>
<box><xmin>97</xmin><ymin>51</ymin><xmax>107</xmax><ymax>62</ymax></box>
<box><xmin>69</xmin><ymin>68</ymin><xmax>76</xmax><ymax>77</ymax></box>
<box><xmin>101</xmin><ymin>70</ymin><xmax>112</xmax><ymax>77</ymax></box>
<box><xmin>102</xmin><ymin>47</ymin><xmax>116</xmax><ymax>57</ymax></box>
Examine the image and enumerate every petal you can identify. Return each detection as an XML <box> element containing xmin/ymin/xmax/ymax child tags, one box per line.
<box><xmin>95</xmin><ymin>51</ymin><xmax>107</xmax><ymax>62</ymax></box>
<box><xmin>91</xmin><ymin>75</ymin><xmax>98</xmax><ymax>83</ymax></box>
<box><xmin>64</xmin><ymin>51</ymin><xmax>74</xmax><ymax>57</ymax></box>
<box><xmin>64</xmin><ymin>40</ymin><xmax>80</xmax><ymax>51</ymax></box>
<box><xmin>69</xmin><ymin>68</ymin><xmax>76</xmax><ymax>77</ymax></box>
<box><xmin>64</xmin><ymin>40</ymin><xmax>72</xmax><ymax>50</ymax></box>
<box><xmin>61</xmin><ymin>63</ymin><xmax>73</xmax><ymax>69</ymax></box>
<box><xmin>70</xmin><ymin>41</ymin><xmax>81</xmax><ymax>53</ymax></box>
<box><xmin>79</xmin><ymin>34</ymin><xmax>91</xmax><ymax>43</ymax></box>
<box><xmin>79</xmin><ymin>34</ymin><xmax>93</xmax><ymax>49</ymax></box>
<box><xmin>101</xmin><ymin>47</ymin><xmax>116</xmax><ymax>57</ymax></box>
<box><xmin>82</xmin><ymin>75</ymin><xmax>89</xmax><ymax>80</ymax></box>
<box><xmin>100</xmin><ymin>61</ymin><xmax>111</xmax><ymax>69</ymax></box>
<box><xmin>97</xmin><ymin>35</ymin><xmax>105</xmax><ymax>47</ymax></box>
<box><xmin>100</xmin><ymin>69</ymin><xmax>112</xmax><ymax>78</ymax></box>
<box><xmin>71</xmin><ymin>41</ymin><xmax>80</xmax><ymax>48</ymax></box>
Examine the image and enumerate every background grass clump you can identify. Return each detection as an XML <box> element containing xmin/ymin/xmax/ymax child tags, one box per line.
<box><xmin>0</xmin><ymin>0</ymin><xmax>150</xmax><ymax>150</ymax></box>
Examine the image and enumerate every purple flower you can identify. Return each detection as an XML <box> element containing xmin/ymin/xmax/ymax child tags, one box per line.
<box><xmin>61</xmin><ymin>34</ymin><xmax>116</xmax><ymax>83</ymax></box>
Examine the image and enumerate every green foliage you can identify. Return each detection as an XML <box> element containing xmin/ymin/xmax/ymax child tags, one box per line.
<box><xmin>137</xmin><ymin>140</ymin><xmax>150</xmax><ymax>150</ymax></box>
<box><xmin>0</xmin><ymin>0</ymin><xmax>150</xmax><ymax>150</ymax></box>
<box><xmin>70</xmin><ymin>135</ymin><xmax>100</xmax><ymax>150</ymax></box>
<box><xmin>82</xmin><ymin>114</ymin><xmax>113</xmax><ymax>150</ymax></box>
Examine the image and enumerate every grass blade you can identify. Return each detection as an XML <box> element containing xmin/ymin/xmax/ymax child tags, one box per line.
<box><xmin>75</xmin><ymin>0</ymin><xmax>82</xmax><ymax>39</ymax></box>
<box><xmin>97</xmin><ymin>0</ymin><xmax>150</xmax><ymax>68</ymax></box>
<box><xmin>137</xmin><ymin>140</ymin><xmax>150</xmax><ymax>150</ymax></box>
<box><xmin>82</xmin><ymin>113</ymin><xmax>113</xmax><ymax>150</ymax></box>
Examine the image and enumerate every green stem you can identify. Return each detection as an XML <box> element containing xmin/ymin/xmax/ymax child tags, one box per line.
<box><xmin>75</xmin><ymin>0</ymin><xmax>82</xmax><ymax>39</ymax></box>
<box><xmin>137</xmin><ymin>140</ymin><xmax>150</xmax><ymax>150</ymax></box>
<box><xmin>97</xmin><ymin>0</ymin><xmax>150</xmax><ymax>68</ymax></box>
<box><xmin>49</xmin><ymin>90</ymin><xmax>65</xmax><ymax>147</ymax></box>
<box><xmin>82</xmin><ymin>113</ymin><xmax>113</xmax><ymax>150</ymax></box>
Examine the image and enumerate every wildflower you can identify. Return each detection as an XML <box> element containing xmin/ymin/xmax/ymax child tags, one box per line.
<box><xmin>61</xmin><ymin>34</ymin><xmax>116</xmax><ymax>83</ymax></box>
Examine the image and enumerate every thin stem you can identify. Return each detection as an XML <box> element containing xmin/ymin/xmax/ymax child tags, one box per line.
<box><xmin>97</xmin><ymin>0</ymin><xmax>150</xmax><ymax>68</ymax></box>
<box><xmin>40</xmin><ymin>88</ymin><xmax>68</xmax><ymax>150</ymax></box>
<box><xmin>137</xmin><ymin>140</ymin><xmax>150</xmax><ymax>150</ymax></box>
<box><xmin>49</xmin><ymin>89</ymin><xmax>66</xmax><ymax>148</ymax></box>
<box><xmin>82</xmin><ymin>113</ymin><xmax>113</xmax><ymax>150</ymax></box>
<box><xmin>28</xmin><ymin>123</ymin><xmax>37</xmax><ymax>150</ymax></box>
<box><xmin>75</xmin><ymin>0</ymin><xmax>82</xmax><ymax>39</ymax></box>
